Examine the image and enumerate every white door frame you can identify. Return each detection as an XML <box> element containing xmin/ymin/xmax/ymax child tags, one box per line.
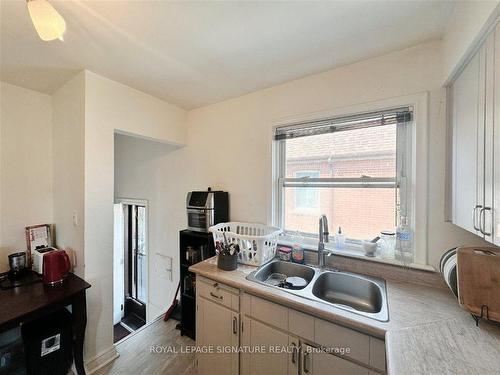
<box><xmin>114</xmin><ymin>198</ymin><xmax>149</xmax><ymax>311</ymax></box>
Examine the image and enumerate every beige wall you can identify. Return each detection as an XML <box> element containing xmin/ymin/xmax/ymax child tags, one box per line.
<box><xmin>52</xmin><ymin>72</ymin><xmax>86</xmax><ymax>276</ymax></box>
<box><xmin>0</xmin><ymin>82</ymin><xmax>53</xmax><ymax>272</ymax></box>
<box><xmin>114</xmin><ymin>133</ymin><xmax>182</xmax><ymax>321</ymax></box>
<box><xmin>83</xmin><ymin>70</ymin><xmax>186</xmax><ymax>361</ymax></box>
<box><xmin>442</xmin><ymin>1</ymin><xmax>499</xmax><ymax>82</ymax></box>
<box><xmin>166</xmin><ymin>41</ymin><xmax>489</xmax><ymax>269</ymax></box>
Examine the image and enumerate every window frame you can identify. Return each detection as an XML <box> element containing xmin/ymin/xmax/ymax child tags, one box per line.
<box><xmin>270</xmin><ymin>95</ymin><xmax>429</xmax><ymax>269</ymax></box>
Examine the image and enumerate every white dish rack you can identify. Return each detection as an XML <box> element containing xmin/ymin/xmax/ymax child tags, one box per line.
<box><xmin>209</xmin><ymin>222</ymin><xmax>282</xmax><ymax>266</ymax></box>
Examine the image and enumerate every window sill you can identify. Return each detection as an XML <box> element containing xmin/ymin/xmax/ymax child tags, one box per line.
<box><xmin>277</xmin><ymin>235</ymin><xmax>436</xmax><ymax>272</ymax></box>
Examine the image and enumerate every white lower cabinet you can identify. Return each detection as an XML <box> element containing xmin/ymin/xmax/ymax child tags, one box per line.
<box><xmin>196</xmin><ymin>280</ymin><xmax>386</xmax><ymax>375</ymax></box>
<box><xmin>196</xmin><ymin>278</ymin><xmax>240</xmax><ymax>375</ymax></box>
<box><xmin>302</xmin><ymin>343</ymin><xmax>369</xmax><ymax>375</ymax></box>
<box><xmin>241</xmin><ymin>317</ymin><xmax>291</xmax><ymax>375</ymax></box>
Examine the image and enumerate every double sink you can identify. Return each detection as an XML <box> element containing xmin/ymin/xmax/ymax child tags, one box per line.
<box><xmin>246</xmin><ymin>260</ymin><xmax>389</xmax><ymax>322</ymax></box>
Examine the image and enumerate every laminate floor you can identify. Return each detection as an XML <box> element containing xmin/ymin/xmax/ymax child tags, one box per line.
<box><xmin>96</xmin><ymin>318</ymin><xmax>196</xmax><ymax>375</ymax></box>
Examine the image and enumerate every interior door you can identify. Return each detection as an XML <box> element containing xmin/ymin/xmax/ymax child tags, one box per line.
<box><xmin>197</xmin><ymin>298</ymin><xmax>239</xmax><ymax>375</ymax></box>
<box><xmin>452</xmin><ymin>48</ymin><xmax>482</xmax><ymax>234</ymax></box>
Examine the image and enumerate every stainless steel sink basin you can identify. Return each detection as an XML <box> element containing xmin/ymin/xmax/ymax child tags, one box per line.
<box><xmin>246</xmin><ymin>260</ymin><xmax>389</xmax><ymax>322</ymax></box>
<box><xmin>312</xmin><ymin>272</ymin><xmax>383</xmax><ymax>314</ymax></box>
<box><xmin>248</xmin><ymin>260</ymin><xmax>315</xmax><ymax>289</ymax></box>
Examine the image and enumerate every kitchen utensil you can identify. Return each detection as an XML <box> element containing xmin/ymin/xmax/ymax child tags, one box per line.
<box><xmin>362</xmin><ymin>241</ymin><xmax>378</xmax><ymax>257</ymax></box>
<box><xmin>442</xmin><ymin>252</ymin><xmax>458</xmax><ymax>297</ymax></box>
<box><xmin>217</xmin><ymin>252</ymin><xmax>238</xmax><ymax>271</ymax></box>
<box><xmin>379</xmin><ymin>231</ymin><xmax>396</xmax><ymax>259</ymax></box>
<box><xmin>284</xmin><ymin>276</ymin><xmax>307</xmax><ymax>289</ymax></box>
<box><xmin>8</xmin><ymin>252</ymin><xmax>27</xmax><ymax>273</ymax></box>
<box><xmin>264</xmin><ymin>272</ymin><xmax>288</xmax><ymax>286</ymax></box>
<box><xmin>42</xmin><ymin>250</ymin><xmax>71</xmax><ymax>285</ymax></box>
<box><xmin>457</xmin><ymin>246</ymin><xmax>500</xmax><ymax>323</ymax></box>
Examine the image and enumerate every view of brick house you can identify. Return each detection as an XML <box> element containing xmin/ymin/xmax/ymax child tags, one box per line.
<box><xmin>283</xmin><ymin>124</ymin><xmax>397</xmax><ymax>240</ymax></box>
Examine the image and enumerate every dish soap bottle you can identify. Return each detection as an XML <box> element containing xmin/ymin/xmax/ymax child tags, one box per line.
<box><xmin>395</xmin><ymin>216</ymin><xmax>413</xmax><ymax>265</ymax></box>
<box><xmin>292</xmin><ymin>231</ymin><xmax>305</xmax><ymax>264</ymax></box>
<box><xmin>335</xmin><ymin>227</ymin><xmax>345</xmax><ymax>250</ymax></box>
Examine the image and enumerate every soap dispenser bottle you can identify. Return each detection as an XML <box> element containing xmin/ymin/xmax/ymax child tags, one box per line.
<box><xmin>335</xmin><ymin>227</ymin><xmax>345</xmax><ymax>250</ymax></box>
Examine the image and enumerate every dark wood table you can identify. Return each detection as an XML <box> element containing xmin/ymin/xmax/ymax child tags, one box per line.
<box><xmin>0</xmin><ymin>273</ymin><xmax>91</xmax><ymax>375</ymax></box>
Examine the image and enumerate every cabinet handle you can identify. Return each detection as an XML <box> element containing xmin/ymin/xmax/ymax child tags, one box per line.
<box><xmin>232</xmin><ymin>316</ymin><xmax>237</xmax><ymax>335</ymax></box>
<box><xmin>473</xmin><ymin>205</ymin><xmax>482</xmax><ymax>231</ymax></box>
<box><xmin>303</xmin><ymin>351</ymin><xmax>310</xmax><ymax>373</ymax></box>
<box><xmin>210</xmin><ymin>292</ymin><xmax>223</xmax><ymax>300</ymax></box>
<box><xmin>291</xmin><ymin>342</ymin><xmax>297</xmax><ymax>364</ymax></box>
<box><xmin>479</xmin><ymin>207</ymin><xmax>492</xmax><ymax>236</ymax></box>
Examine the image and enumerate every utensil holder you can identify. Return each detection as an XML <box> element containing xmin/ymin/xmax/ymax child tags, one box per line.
<box><xmin>217</xmin><ymin>253</ymin><xmax>238</xmax><ymax>271</ymax></box>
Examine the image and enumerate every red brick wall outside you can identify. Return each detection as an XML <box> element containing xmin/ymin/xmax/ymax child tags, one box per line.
<box><xmin>284</xmin><ymin>157</ymin><xmax>396</xmax><ymax>240</ymax></box>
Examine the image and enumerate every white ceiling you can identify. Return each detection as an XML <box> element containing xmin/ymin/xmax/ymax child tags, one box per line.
<box><xmin>1</xmin><ymin>1</ymin><xmax>455</xmax><ymax>109</ymax></box>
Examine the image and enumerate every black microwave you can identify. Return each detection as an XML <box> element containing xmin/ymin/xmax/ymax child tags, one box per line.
<box><xmin>186</xmin><ymin>190</ymin><xmax>229</xmax><ymax>232</ymax></box>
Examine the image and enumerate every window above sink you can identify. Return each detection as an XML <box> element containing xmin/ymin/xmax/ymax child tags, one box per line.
<box><xmin>271</xmin><ymin>95</ymin><xmax>434</xmax><ymax>270</ymax></box>
<box><xmin>274</xmin><ymin>106</ymin><xmax>412</xmax><ymax>240</ymax></box>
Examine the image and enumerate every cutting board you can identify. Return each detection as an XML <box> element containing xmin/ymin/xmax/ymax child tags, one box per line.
<box><xmin>457</xmin><ymin>246</ymin><xmax>500</xmax><ymax>322</ymax></box>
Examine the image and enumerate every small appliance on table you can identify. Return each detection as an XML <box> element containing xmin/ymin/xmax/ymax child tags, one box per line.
<box><xmin>32</xmin><ymin>247</ymin><xmax>58</xmax><ymax>274</ymax></box>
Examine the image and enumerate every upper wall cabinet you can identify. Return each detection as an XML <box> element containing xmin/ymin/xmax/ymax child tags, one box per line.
<box><xmin>451</xmin><ymin>21</ymin><xmax>499</xmax><ymax>245</ymax></box>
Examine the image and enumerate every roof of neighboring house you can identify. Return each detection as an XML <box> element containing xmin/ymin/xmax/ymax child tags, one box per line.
<box><xmin>286</xmin><ymin>124</ymin><xmax>396</xmax><ymax>160</ymax></box>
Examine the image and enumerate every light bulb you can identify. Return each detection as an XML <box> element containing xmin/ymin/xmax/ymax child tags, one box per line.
<box><xmin>27</xmin><ymin>0</ymin><xmax>66</xmax><ymax>42</ymax></box>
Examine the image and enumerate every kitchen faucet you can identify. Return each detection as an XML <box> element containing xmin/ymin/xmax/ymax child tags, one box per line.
<box><xmin>318</xmin><ymin>215</ymin><xmax>330</xmax><ymax>268</ymax></box>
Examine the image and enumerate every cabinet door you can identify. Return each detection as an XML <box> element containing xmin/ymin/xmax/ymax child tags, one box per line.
<box><xmin>197</xmin><ymin>298</ymin><xmax>239</xmax><ymax>375</ymax></box>
<box><xmin>484</xmin><ymin>30</ymin><xmax>495</xmax><ymax>242</ymax></box>
<box><xmin>452</xmin><ymin>48</ymin><xmax>482</xmax><ymax>234</ymax></box>
<box><xmin>302</xmin><ymin>344</ymin><xmax>369</xmax><ymax>375</ymax></box>
<box><xmin>493</xmin><ymin>22</ymin><xmax>500</xmax><ymax>245</ymax></box>
<box><xmin>241</xmin><ymin>317</ymin><xmax>290</xmax><ymax>375</ymax></box>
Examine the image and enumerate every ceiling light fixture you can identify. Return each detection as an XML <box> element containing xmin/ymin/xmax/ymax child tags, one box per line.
<box><xmin>26</xmin><ymin>0</ymin><xmax>66</xmax><ymax>41</ymax></box>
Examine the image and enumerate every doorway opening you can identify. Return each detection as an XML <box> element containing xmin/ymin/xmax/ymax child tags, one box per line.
<box><xmin>113</xmin><ymin>199</ymin><xmax>148</xmax><ymax>343</ymax></box>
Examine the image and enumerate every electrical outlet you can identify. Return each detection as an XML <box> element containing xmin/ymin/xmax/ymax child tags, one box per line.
<box><xmin>72</xmin><ymin>210</ymin><xmax>78</xmax><ymax>226</ymax></box>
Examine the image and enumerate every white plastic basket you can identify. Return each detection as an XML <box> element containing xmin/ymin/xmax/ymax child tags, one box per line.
<box><xmin>209</xmin><ymin>222</ymin><xmax>282</xmax><ymax>266</ymax></box>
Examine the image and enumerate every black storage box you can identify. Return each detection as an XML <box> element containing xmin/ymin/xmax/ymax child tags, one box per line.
<box><xmin>21</xmin><ymin>309</ymin><xmax>73</xmax><ymax>375</ymax></box>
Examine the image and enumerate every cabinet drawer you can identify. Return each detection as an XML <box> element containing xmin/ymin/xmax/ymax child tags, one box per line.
<box><xmin>249</xmin><ymin>295</ymin><xmax>288</xmax><ymax>331</ymax></box>
<box><xmin>288</xmin><ymin>309</ymin><xmax>314</xmax><ymax>342</ymax></box>
<box><xmin>314</xmin><ymin>318</ymin><xmax>370</xmax><ymax>365</ymax></box>
<box><xmin>197</xmin><ymin>277</ymin><xmax>239</xmax><ymax>311</ymax></box>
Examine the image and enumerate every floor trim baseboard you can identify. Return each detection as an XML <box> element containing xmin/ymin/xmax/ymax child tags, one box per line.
<box><xmin>84</xmin><ymin>345</ymin><xmax>120</xmax><ymax>374</ymax></box>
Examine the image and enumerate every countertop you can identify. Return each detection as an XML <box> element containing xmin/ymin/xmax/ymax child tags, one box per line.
<box><xmin>190</xmin><ymin>257</ymin><xmax>500</xmax><ymax>374</ymax></box>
